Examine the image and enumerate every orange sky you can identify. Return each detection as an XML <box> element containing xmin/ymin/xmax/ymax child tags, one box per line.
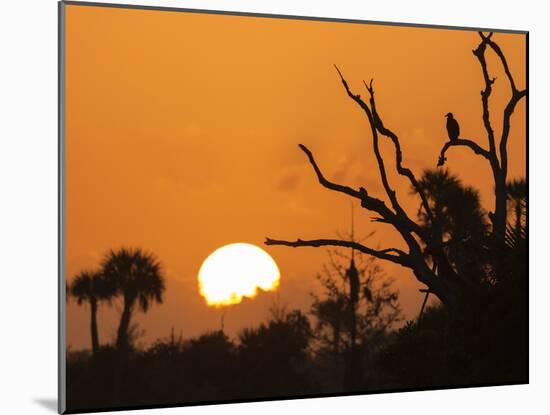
<box><xmin>64</xmin><ymin>4</ymin><xmax>526</xmax><ymax>350</ymax></box>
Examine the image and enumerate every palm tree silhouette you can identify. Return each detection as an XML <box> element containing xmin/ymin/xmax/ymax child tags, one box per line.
<box><xmin>506</xmin><ymin>178</ymin><xmax>526</xmax><ymax>237</ymax></box>
<box><xmin>101</xmin><ymin>247</ymin><xmax>166</xmax><ymax>350</ymax></box>
<box><xmin>69</xmin><ymin>270</ymin><xmax>116</xmax><ymax>355</ymax></box>
<box><xmin>415</xmin><ymin>169</ymin><xmax>488</xmax><ymax>284</ymax></box>
<box><xmin>416</xmin><ymin>170</ymin><xmax>486</xmax><ymax>236</ymax></box>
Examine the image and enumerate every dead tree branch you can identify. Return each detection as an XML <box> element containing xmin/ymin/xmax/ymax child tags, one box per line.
<box><xmin>296</xmin><ymin>143</ymin><xmax>421</xmax><ymax>239</ymax></box>
<box><xmin>333</xmin><ymin>66</ymin><xmax>404</xmax><ymax>217</ymax></box>
<box><xmin>264</xmin><ymin>238</ymin><xmax>409</xmax><ymax>265</ymax></box>
<box><xmin>437</xmin><ymin>138</ymin><xmax>491</xmax><ymax>167</ymax></box>
<box><xmin>437</xmin><ymin>32</ymin><xmax>526</xmax><ymax>241</ymax></box>
<box><xmin>333</xmin><ymin>66</ymin><xmax>430</xmax><ymax>241</ymax></box>
<box><xmin>363</xmin><ymin>78</ymin><xmax>434</xmax><ymax>224</ymax></box>
<box><xmin>267</xmin><ymin>67</ymin><xmax>460</xmax><ymax>304</ymax></box>
<box><xmin>265</xmin><ymin>32</ymin><xmax>524</xmax><ymax>308</ymax></box>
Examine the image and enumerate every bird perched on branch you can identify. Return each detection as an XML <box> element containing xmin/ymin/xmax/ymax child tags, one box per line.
<box><xmin>445</xmin><ymin>112</ymin><xmax>460</xmax><ymax>142</ymax></box>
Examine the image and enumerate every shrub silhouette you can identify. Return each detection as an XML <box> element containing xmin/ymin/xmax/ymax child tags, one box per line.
<box><xmin>238</xmin><ymin>309</ymin><xmax>313</xmax><ymax>397</ymax></box>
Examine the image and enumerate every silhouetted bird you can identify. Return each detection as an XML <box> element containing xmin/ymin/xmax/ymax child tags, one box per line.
<box><xmin>445</xmin><ymin>112</ymin><xmax>460</xmax><ymax>142</ymax></box>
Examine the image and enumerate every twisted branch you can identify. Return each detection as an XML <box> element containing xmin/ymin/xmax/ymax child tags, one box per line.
<box><xmin>439</xmin><ymin>31</ymin><xmax>526</xmax><ymax>170</ymax></box>
<box><xmin>437</xmin><ymin>32</ymin><xmax>526</xmax><ymax>242</ymax></box>
<box><xmin>265</xmin><ymin>143</ymin><xmax>426</xmax><ymax>269</ymax></box>
<box><xmin>265</xmin><ymin>238</ymin><xmax>409</xmax><ymax>265</ymax></box>
<box><xmin>473</xmin><ymin>33</ymin><xmax>498</xmax><ymax>156</ymax></box>
<box><xmin>363</xmin><ymin>79</ymin><xmax>434</xmax><ymax>224</ymax></box>
<box><xmin>479</xmin><ymin>32</ymin><xmax>517</xmax><ymax>93</ymax></box>
<box><xmin>297</xmin><ymin>143</ymin><xmax>395</xmax><ymax>220</ymax></box>
<box><xmin>437</xmin><ymin>138</ymin><xmax>491</xmax><ymax>167</ymax></box>
<box><xmin>334</xmin><ymin>66</ymin><xmax>428</xmax><ymax>240</ymax></box>
<box><xmin>500</xmin><ymin>89</ymin><xmax>527</xmax><ymax>176</ymax></box>
<box><xmin>333</xmin><ymin>66</ymin><xmax>403</xmax><ymax>216</ymax></box>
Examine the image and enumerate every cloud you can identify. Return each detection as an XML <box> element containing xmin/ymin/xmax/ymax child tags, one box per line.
<box><xmin>277</xmin><ymin>173</ymin><xmax>301</xmax><ymax>192</ymax></box>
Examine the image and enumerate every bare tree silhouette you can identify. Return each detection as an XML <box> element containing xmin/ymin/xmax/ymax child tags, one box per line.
<box><xmin>101</xmin><ymin>247</ymin><xmax>166</xmax><ymax>350</ymax></box>
<box><xmin>266</xmin><ymin>32</ymin><xmax>526</xmax><ymax>310</ymax></box>
<box><xmin>438</xmin><ymin>32</ymin><xmax>527</xmax><ymax>243</ymax></box>
<box><xmin>69</xmin><ymin>270</ymin><xmax>116</xmax><ymax>355</ymax></box>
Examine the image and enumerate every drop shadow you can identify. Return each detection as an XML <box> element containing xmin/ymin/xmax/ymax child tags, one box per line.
<box><xmin>34</xmin><ymin>398</ymin><xmax>57</xmax><ymax>413</ymax></box>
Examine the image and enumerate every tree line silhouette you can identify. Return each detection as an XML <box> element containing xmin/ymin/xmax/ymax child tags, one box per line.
<box><xmin>67</xmin><ymin>245</ymin><xmax>406</xmax><ymax>410</ymax></box>
<box><xmin>66</xmin><ymin>31</ymin><xmax>527</xmax><ymax>412</ymax></box>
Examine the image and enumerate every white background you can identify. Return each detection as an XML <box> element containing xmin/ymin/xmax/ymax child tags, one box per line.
<box><xmin>0</xmin><ymin>0</ymin><xmax>546</xmax><ymax>414</ymax></box>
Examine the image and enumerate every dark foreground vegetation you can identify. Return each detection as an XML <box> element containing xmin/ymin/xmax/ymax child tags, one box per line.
<box><xmin>67</xmin><ymin>285</ymin><xmax>526</xmax><ymax>411</ymax></box>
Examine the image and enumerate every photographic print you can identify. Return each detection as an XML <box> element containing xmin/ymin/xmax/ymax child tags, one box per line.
<box><xmin>59</xmin><ymin>1</ymin><xmax>528</xmax><ymax>413</ymax></box>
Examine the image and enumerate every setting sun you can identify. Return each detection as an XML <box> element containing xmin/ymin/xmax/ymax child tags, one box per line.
<box><xmin>198</xmin><ymin>243</ymin><xmax>280</xmax><ymax>306</ymax></box>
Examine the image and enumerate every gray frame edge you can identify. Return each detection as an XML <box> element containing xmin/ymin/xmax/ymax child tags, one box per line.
<box><xmin>58</xmin><ymin>1</ymin><xmax>67</xmax><ymax>413</ymax></box>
